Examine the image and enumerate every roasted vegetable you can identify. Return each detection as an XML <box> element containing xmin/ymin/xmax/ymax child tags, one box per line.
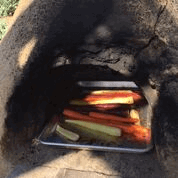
<box><xmin>70</xmin><ymin>97</ymin><xmax>134</xmax><ymax>105</ymax></box>
<box><xmin>65</xmin><ymin>120</ymin><xmax>121</xmax><ymax>137</ymax></box>
<box><xmin>93</xmin><ymin>104</ymin><xmax>121</xmax><ymax>110</ymax></box>
<box><xmin>89</xmin><ymin>112</ymin><xmax>139</xmax><ymax>124</ymax></box>
<box><xmin>130</xmin><ymin>109</ymin><xmax>140</xmax><ymax>125</ymax></box>
<box><xmin>65</xmin><ymin>105</ymin><xmax>129</xmax><ymax>116</ymax></box>
<box><xmin>63</xmin><ymin>109</ymin><xmax>138</xmax><ymax>126</ymax></box>
<box><xmin>56</xmin><ymin>88</ymin><xmax>150</xmax><ymax>145</ymax></box>
<box><xmin>88</xmin><ymin>90</ymin><xmax>142</xmax><ymax>101</ymax></box>
<box><xmin>41</xmin><ymin>122</ymin><xmax>58</xmax><ymax>139</ymax></box>
<box><xmin>104</xmin><ymin>123</ymin><xmax>151</xmax><ymax>144</ymax></box>
<box><xmin>62</xmin><ymin>121</ymin><xmax>121</xmax><ymax>144</ymax></box>
<box><xmin>56</xmin><ymin>125</ymin><xmax>80</xmax><ymax>141</ymax></box>
<box><xmin>63</xmin><ymin>109</ymin><xmax>103</xmax><ymax>123</ymax></box>
<box><xmin>69</xmin><ymin>89</ymin><xmax>143</xmax><ymax>105</ymax></box>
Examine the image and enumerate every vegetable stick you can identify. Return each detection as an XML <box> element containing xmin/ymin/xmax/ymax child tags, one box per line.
<box><xmin>42</xmin><ymin>122</ymin><xmax>58</xmax><ymax>139</ymax></box>
<box><xmin>64</xmin><ymin>115</ymin><xmax>109</xmax><ymax>125</ymax></box>
<box><xmin>62</xmin><ymin>121</ymin><xmax>121</xmax><ymax>144</ymax></box>
<box><xmin>84</xmin><ymin>96</ymin><xmax>132</xmax><ymax>102</ymax></box>
<box><xmin>62</xmin><ymin>110</ymin><xmax>150</xmax><ymax>144</ymax></box>
<box><xmin>63</xmin><ymin>119</ymin><xmax>150</xmax><ymax>144</ymax></box>
<box><xmin>63</xmin><ymin>109</ymin><xmax>138</xmax><ymax>124</ymax></box>
<box><xmin>62</xmin><ymin>117</ymin><xmax>150</xmax><ymax>144</ymax></box>
<box><xmin>63</xmin><ymin>110</ymin><xmax>124</xmax><ymax>126</ymax></box>
<box><xmin>93</xmin><ymin>104</ymin><xmax>121</xmax><ymax>110</ymax></box>
<box><xmin>88</xmin><ymin>90</ymin><xmax>142</xmax><ymax>101</ymax></box>
<box><xmin>70</xmin><ymin>96</ymin><xmax>134</xmax><ymax>105</ymax></box>
<box><xmin>63</xmin><ymin>109</ymin><xmax>98</xmax><ymax>121</ymax></box>
<box><xmin>130</xmin><ymin>109</ymin><xmax>140</xmax><ymax>125</ymax></box>
<box><xmin>105</xmin><ymin>124</ymin><xmax>147</xmax><ymax>134</ymax></box>
<box><xmin>56</xmin><ymin>125</ymin><xmax>80</xmax><ymax>141</ymax></box>
<box><xmin>90</xmin><ymin>90</ymin><xmax>133</xmax><ymax>94</ymax></box>
<box><xmin>122</xmin><ymin>129</ymin><xmax>151</xmax><ymax>144</ymax></box>
<box><xmin>90</xmin><ymin>90</ymin><xmax>139</xmax><ymax>94</ymax></box>
<box><xmin>66</xmin><ymin>104</ymin><xmax>127</xmax><ymax>112</ymax></box>
<box><xmin>89</xmin><ymin>112</ymin><xmax>139</xmax><ymax>124</ymax></box>
<box><xmin>65</xmin><ymin>120</ymin><xmax>121</xmax><ymax>137</ymax></box>
<box><xmin>105</xmin><ymin>123</ymin><xmax>151</xmax><ymax>144</ymax></box>
<box><xmin>66</xmin><ymin>104</ymin><xmax>130</xmax><ymax>117</ymax></box>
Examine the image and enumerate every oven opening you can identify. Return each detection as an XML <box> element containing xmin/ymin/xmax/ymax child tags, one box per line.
<box><xmin>36</xmin><ymin>65</ymin><xmax>156</xmax><ymax>153</ymax></box>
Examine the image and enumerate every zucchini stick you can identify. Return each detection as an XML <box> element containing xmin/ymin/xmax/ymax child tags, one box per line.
<box><xmin>62</xmin><ymin>121</ymin><xmax>121</xmax><ymax>144</ymax></box>
<box><xmin>65</xmin><ymin>120</ymin><xmax>121</xmax><ymax>137</ymax></box>
<box><xmin>56</xmin><ymin>125</ymin><xmax>80</xmax><ymax>141</ymax></box>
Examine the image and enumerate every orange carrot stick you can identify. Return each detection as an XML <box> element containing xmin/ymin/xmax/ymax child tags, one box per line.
<box><xmin>63</xmin><ymin>109</ymin><xmax>138</xmax><ymax>124</ymax></box>
<box><xmin>63</xmin><ymin>109</ymin><xmax>134</xmax><ymax>126</ymax></box>
<box><xmin>63</xmin><ymin>109</ymin><xmax>114</xmax><ymax>125</ymax></box>
<box><xmin>89</xmin><ymin>112</ymin><xmax>139</xmax><ymax>124</ymax></box>
<box><xmin>66</xmin><ymin>104</ymin><xmax>121</xmax><ymax>111</ymax></box>
<box><xmin>93</xmin><ymin>104</ymin><xmax>121</xmax><ymax>110</ymax></box>
<box><xmin>106</xmin><ymin>123</ymin><xmax>151</xmax><ymax>144</ymax></box>
<box><xmin>63</xmin><ymin>109</ymin><xmax>96</xmax><ymax>121</ymax></box>
<box><xmin>122</xmin><ymin>128</ymin><xmax>151</xmax><ymax>144</ymax></box>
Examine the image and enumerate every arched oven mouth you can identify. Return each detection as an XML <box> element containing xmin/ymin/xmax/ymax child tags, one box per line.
<box><xmin>36</xmin><ymin>64</ymin><xmax>157</xmax><ymax>153</ymax></box>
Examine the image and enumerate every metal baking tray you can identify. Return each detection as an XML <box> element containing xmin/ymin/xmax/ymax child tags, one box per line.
<box><xmin>37</xmin><ymin>81</ymin><xmax>153</xmax><ymax>153</ymax></box>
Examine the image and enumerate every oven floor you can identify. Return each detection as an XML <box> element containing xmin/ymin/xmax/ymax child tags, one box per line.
<box><xmin>7</xmin><ymin>144</ymin><xmax>164</xmax><ymax>178</ymax></box>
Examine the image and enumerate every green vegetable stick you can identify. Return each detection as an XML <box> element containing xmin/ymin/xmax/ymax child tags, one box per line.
<box><xmin>56</xmin><ymin>125</ymin><xmax>80</xmax><ymax>141</ymax></box>
<box><xmin>65</xmin><ymin>120</ymin><xmax>121</xmax><ymax>137</ymax></box>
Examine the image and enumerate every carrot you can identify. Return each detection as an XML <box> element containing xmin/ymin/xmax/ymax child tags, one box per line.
<box><xmin>63</xmin><ymin>110</ymin><xmax>124</xmax><ymax>125</ymax></box>
<box><xmin>93</xmin><ymin>104</ymin><xmax>121</xmax><ymax>110</ymax></box>
<box><xmin>105</xmin><ymin>124</ymin><xmax>146</xmax><ymax>134</ymax></box>
<box><xmin>65</xmin><ymin>105</ymin><xmax>129</xmax><ymax>117</ymax></box>
<box><xmin>69</xmin><ymin>96</ymin><xmax>134</xmax><ymax>105</ymax></box>
<box><xmin>122</xmin><ymin>128</ymin><xmax>151</xmax><ymax>144</ymax></box>
<box><xmin>63</xmin><ymin>109</ymin><xmax>112</xmax><ymax>125</ymax></box>
<box><xmin>105</xmin><ymin>123</ymin><xmax>151</xmax><ymax>144</ymax></box>
<box><xmin>66</xmin><ymin>104</ymin><xmax>121</xmax><ymax>111</ymax></box>
<box><xmin>63</xmin><ymin>109</ymin><xmax>138</xmax><ymax>124</ymax></box>
<box><xmin>90</xmin><ymin>90</ymin><xmax>136</xmax><ymax>94</ymax></box>
<box><xmin>62</xmin><ymin>109</ymin><xmax>151</xmax><ymax>144</ymax></box>
<box><xmin>89</xmin><ymin>112</ymin><xmax>139</xmax><ymax>124</ymax></box>
<box><xmin>132</xmin><ymin>129</ymin><xmax>151</xmax><ymax>144</ymax></box>
<box><xmin>84</xmin><ymin>96</ymin><xmax>131</xmax><ymax>102</ymax></box>
<box><xmin>87</xmin><ymin>90</ymin><xmax>143</xmax><ymax>102</ymax></box>
<box><xmin>63</xmin><ymin>109</ymin><xmax>97</xmax><ymax>121</ymax></box>
<box><xmin>69</xmin><ymin>90</ymin><xmax>143</xmax><ymax>105</ymax></box>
